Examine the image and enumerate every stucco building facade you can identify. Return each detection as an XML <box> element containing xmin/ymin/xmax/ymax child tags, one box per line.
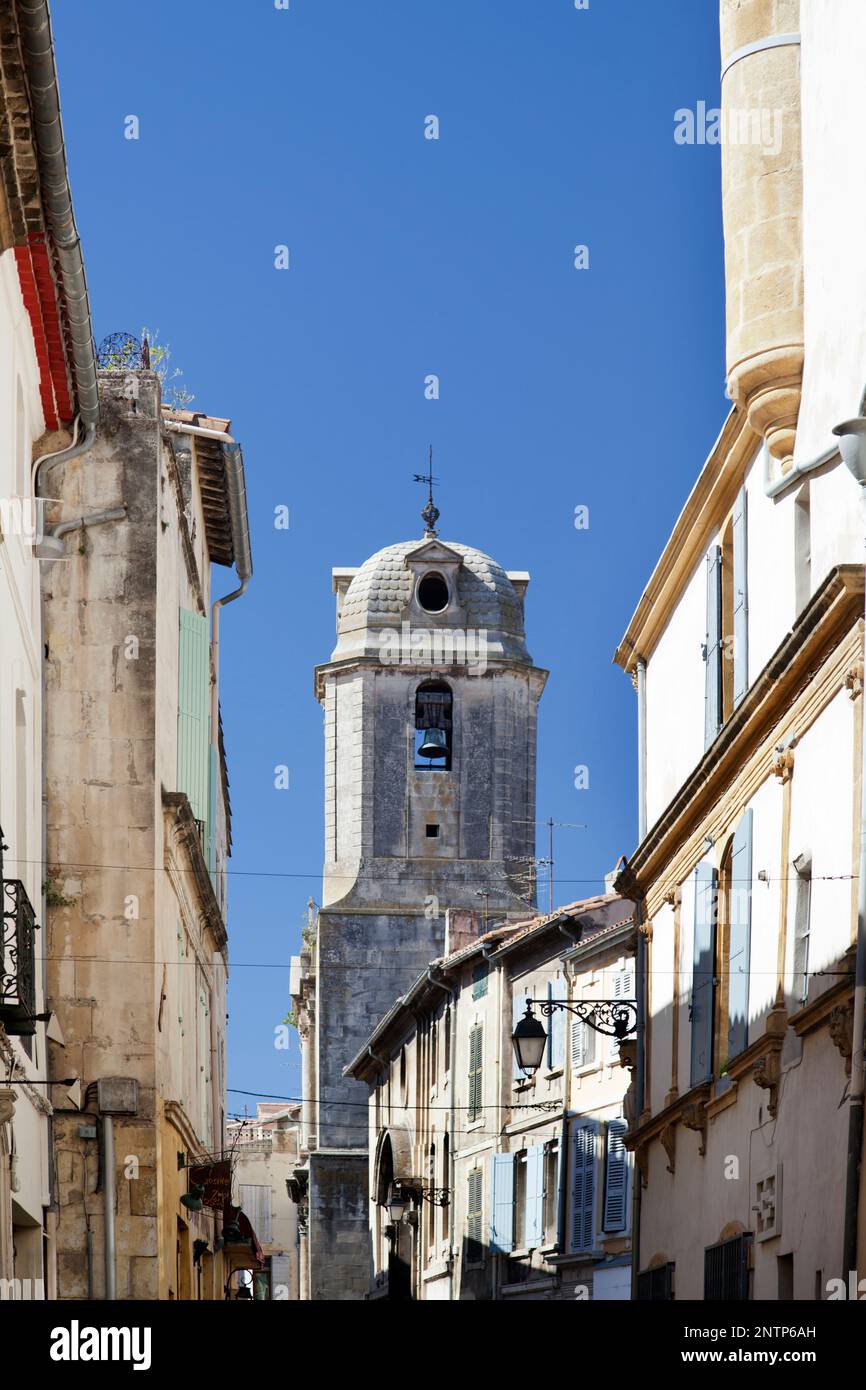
<box><xmin>42</xmin><ymin>377</ymin><xmax>252</xmax><ymax>1300</ymax></box>
<box><xmin>346</xmin><ymin>895</ymin><xmax>636</xmax><ymax>1300</ymax></box>
<box><xmin>615</xmin><ymin>0</ymin><xmax>866</xmax><ymax>1300</ymax></box>
<box><xmin>0</xmin><ymin>0</ymin><xmax>99</xmax><ymax>1302</ymax></box>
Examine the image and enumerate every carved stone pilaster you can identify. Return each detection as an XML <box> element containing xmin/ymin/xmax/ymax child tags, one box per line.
<box><xmin>771</xmin><ymin>746</ymin><xmax>795</xmax><ymax>784</ymax></box>
<box><xmin>660</xmin><ymin>1122</ymin><xmax>676</xmax><ymax>1175</ymax></box>
<box><xmin>752</xmin><ymin>1052</ymin><xmax>782</xmax><ymax>1117</ymax></box>
<box><xmin>635</xmin><ymin>1140</ymin><xmax>649</xmax><ymax>1190</ymax></box>
<box><xmin>846</xmin><ymin>662</ymin><xmax>864</xmax><ymax>701</ymax></box>
<box><xmin>0</xmin><ymin>1088</ymin><xmax>16</xmax><ymax>1126</ymax></box>
<box><xmin>681</xmin><ymin>1101</ymin><xmax>707</xmax><ymax>1156</ymax></box>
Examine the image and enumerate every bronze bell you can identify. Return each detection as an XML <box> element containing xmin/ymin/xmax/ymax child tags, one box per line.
<box><xmin>417</xmin><ymin>728</ymin><xmax>448</xmax><ymax>761</ymax></box>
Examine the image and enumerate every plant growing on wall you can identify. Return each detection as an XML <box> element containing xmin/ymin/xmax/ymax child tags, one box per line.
<box><xmin>141</xmin><ymin>326</ymin><xmax>195</xmax><ymax>411</ymax></box>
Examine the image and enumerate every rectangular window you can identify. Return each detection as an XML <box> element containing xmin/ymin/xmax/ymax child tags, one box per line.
<box><xmin>732</xmin><ymin>485</ymin><xmax>749</xmax><ymax>708</ymax></box>
<box><xmin>472</xmin><ymin>962</ymin><xmax>488</xmax><ymax>999</ymax></box>
<box><xmin>569</xmin><ymin>1120</ymin><xmax>597</xmax><ymax>1254</ymax></box>
<box><xmin>704</xmin><ymin>1232</ymin><xmax>752</xmax><ymax>1301</ymax></box>
<box><xmin>704</xmin><ymin>545</ymin><xmax>723</xmax><ymax>746</ymax></box>
<box><xmin>178</xmin><ymin>608</ymin><xmax>211</xmax><ymax>827</ymax></box>
<box><xmin>543</xmin><ymin>1139</ymin><xmax>561</xmax><ymax>1246</ymax></box>
<box><xmin>513</xmin><ymin>1152</ymin><xmax>527</xmax><ymax>1250</ymax></box>
<box><xmin>571</xmin><ymin>1014</ymin><xmax>596</xmax><ymax>1070</ymax></box>
<box><xmin>602</xmin><ymin>1119</ymin><xmax>629</xmax><ymax>1233</ymax></box>
<box><xmin>637</xmin><ymin>1263</ymin><xmax>675</xmax><ymax>1300</ymax></box>
<box><xmin>690</xmin><ymin>862</ymin><xmax>718</xmax><ymax>1087</ymax></box>
<box><xmin>467</xmin><ymin>1169</ymin><xmax>484</xmax><ymax>1264</ymax></box>
<box><xmin>547</xmin><ymin>977</ymin><xmax>566</xmax><ymax>1068</ymax></box>
<box><xmin>512</xmin><ymin>990</ymin><xmax>529</xmax><ymax>1080</ymax></box>
<box><xmin>468</xmin><ymin>1024</ymin><xmax>483</xmax><ymax>1121</ymax></box>
<box><xmin>425</xmin><ymin>823</ymin><xmax>440</xmax><ymax>839</ymax></box>
<box><xmin>792</xmin><ymin>852</ymin><xmax>812</xmax><ymax>1006</ymax></box>
<box><xmin>727</xmin><ymin>809</ymin><xmax>753</xmax><ymax>1061</ymax></box>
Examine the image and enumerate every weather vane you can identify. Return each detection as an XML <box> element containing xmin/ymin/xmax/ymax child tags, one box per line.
<box><xmin>414</xmin><ymin>446</ymin><xmax>440</xmax><ymax>537</ymax></box>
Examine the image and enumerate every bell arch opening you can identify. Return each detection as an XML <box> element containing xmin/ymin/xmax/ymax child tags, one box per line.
<box><xmin>414</xmin><ymin>680</ymin><xmax>452</xmax><ymax>771</ymax></box>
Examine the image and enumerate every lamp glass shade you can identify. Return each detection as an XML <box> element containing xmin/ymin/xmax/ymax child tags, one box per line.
<box><xmin>511</xmin><ymin>1003</ymin><xmax>547</xmax><ymax>1076</ymax></box>
<box><xmin>387</xmin><ymin>1183</ymin><xmax>408</xmax><ymax>1224</ymax></box>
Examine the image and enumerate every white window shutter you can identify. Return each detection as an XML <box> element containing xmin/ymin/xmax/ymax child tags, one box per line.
<box><xmin>489</xmin><ymin>1152</ymin><xmax>514</xmax><ymax>1253</ymax></box>
<box><xmin>525</xmin><ymin>1146</ymin><xmax>545</xmax><ymax>1250</ymax></box>
<box><xmin>571</xmin><ymin>1017</ymin><xmax>584</xmax><ymax>1068</ymax></box>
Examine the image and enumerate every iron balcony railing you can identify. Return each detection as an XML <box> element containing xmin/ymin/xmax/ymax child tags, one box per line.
<box><xmin>0</xmin><ymin>877</ymin><xmax>38</xmax><ymax>1036</ymax></box>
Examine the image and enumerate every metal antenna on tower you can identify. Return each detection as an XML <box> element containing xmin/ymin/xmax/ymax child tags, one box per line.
<box><xmin>414</xmin><ymin>446</ymin><xmax>440</xmax><ymax>536</ymax></box>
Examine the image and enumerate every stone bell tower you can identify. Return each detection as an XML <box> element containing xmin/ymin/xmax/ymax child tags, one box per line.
<box><xmin>292</xmin><ymin>499</ymin><xmax>547</xmax><ymax>1299</ymax></box>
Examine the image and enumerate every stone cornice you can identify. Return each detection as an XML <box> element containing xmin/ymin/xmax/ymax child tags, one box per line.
<box><xmin>614</xmin><ymin>408</ymin><xmax>761</xmax><ymax>672</ymax></box>
<box><xmin>618</xmin><ymin>566</ymin><xmax>864</xmax><ymax>899</ymax></box>
<box><xmin>162</xmin><ymin>790</ymin><xmax>228</xmax><ymax>954</ymax></box>
<box><xmin>314</xmin><ymin>655</ymin><xmax>549</xmax><ymax>703</ymax></box>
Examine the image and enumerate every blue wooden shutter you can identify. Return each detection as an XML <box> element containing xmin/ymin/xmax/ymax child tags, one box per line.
<box><xmin>603</xmin><ymin>1119</ymin><xmax>628</xmax><ymax>1233</ymax></box>
<box><xmin>178</xmin><ymin>608</ymin><xmax>210</xmax><ymax>824</ymax></box>
<box><xmin>704</xmin><ymin>546</ymin><xmax>723</xmax><ymax>747</ymax></box>
<box><xmin>489</xmin><ymin>1153</ymin><xmax>514</xmax><ymax>1253</ymax></box>
<box><xmin>689</xmin><ymin>862</ymin><xmax>718</xmax><ymax>1086</ymax></box>
<box><xmin>727</xmin><ymin>809</ymin><xmax>753</xmax><ymax>1060</ymax></box>
<box><xmin>525</xmin><ymin>1145</ymin><xmax>545</xmax><ymax>1249</ymax></box>
<box><xmin>732</xmin><ymin>487</ymin><xmax>749</xmax><ymax>708</ymax></box>
<box><xmin>548</xmin><ymin>977</ymin><xmax>566</xmax><ymax>1069</ymax></box>
<box><xmin>570</xmin><ymin>1121</ymin><xmax>597</xmax><ymax>1252</ymax></box>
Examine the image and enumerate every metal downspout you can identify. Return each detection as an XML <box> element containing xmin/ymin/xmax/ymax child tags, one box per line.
<box><xmin>843</xmin><ymin>488</ymin><xmax>866</xmax><ymax>1282</ymax></box>
<box><xmin>631</xmin><ymin>659</ymin><xmax>648</xmax><ymax>1297</ymax></box>
<box><xmin>102</xmin><ymin>1115</ymin><xmax>116</xmax><ymax>1299</ymax></box>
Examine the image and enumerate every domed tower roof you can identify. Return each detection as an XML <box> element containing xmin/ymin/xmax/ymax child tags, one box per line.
<box><xmin>329</xmin><ymin>537</ymin><xmax>533</xmax><ymax>665</ymax></box>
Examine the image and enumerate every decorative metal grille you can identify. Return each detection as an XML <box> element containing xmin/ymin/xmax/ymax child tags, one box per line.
<box><xmin>704</xmin><ymin>1232</ymin><xmax>752</xmax><ymax>1300</ymax></box>
<box><xmin>1</xmin><ymin>877</ymin><xmax>38</xmax><ymax>1035</ymax></box>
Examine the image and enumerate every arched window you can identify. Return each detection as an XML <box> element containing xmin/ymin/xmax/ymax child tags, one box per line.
<box><xmin>414</xmin><ymin>680</ymin><xmax>452</xmax><ymax>770</ymax></box>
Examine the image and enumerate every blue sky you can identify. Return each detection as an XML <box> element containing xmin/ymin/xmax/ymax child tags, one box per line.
<box><xmin>52</xmin><ymin>0</ymin><xmax>726</xmax><ymax>1105</ymax></box>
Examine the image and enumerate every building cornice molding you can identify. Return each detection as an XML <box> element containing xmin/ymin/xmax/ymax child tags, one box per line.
<box><xmin>162</xmin><ymin>790</ymin><xmax>228</xmax><ymax>954</ymax></box>
<box><xmin>314</xmin><ymin>655</ymin><xmax>549</xmax><ymax>703</ymax></box>
<box><xmin>614</xmin><ymin>408</ymin><xmax>761</xmax><ymax>673</ymax></box>
<box><xmin>619</xmin><ymin>567</ymin><xmax>864</xmax><ymax>903</ymax></box>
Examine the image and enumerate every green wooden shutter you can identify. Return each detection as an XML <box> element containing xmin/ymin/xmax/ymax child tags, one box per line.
<box><xmin>178</xmin><ymin>608</ymin><xmax>210</xmax><ymax>825</ymax></box>
<box><xmin>570</xmin><ymin>1121</ymin><xmax>597</xmax><ymax>1253</ymax></box>
<box><xmin>603</xmin><ymin>1119</ymin><xmax>628</xmax><ymax>1233</ymax></box>
<box><xmin>489</xmin><ymin>1152</ymin><xmax>514</xmax><ymax>1253</ymax></box>
<box><xmin>690</xmin><ymin>862</ymin><xmax>718</xmax><ymax>1086</ymax></box>
<box><xmin>727</xmin><ymin>809</ymin><xmax>753</xmax><ymax>1060</ymax></box>
<box><xmin>525</xmin><ymin>1145</ymin><xmax>545</xmax><ymax>1249</ymax></box>
<box><xmin>467</xmin><ymin>1169</ymin><xmax>484</xmax><ymax>1262</ymax></box>
<box><xmin>704</xmin><ymin>546</ymin><xmax>723</xmax><ymax>747</ymax></box>
<box><xmin>732</xmin><ymin>487</ymin><xmax>749</xmax><ymax>708</ymax></box>
<box><xmin>468</xmin><ymin>1024</ymin><xmax>483</xmax><ymax>1121</ymax></box>
<box><xmin>207</xmin><ymin>744</ymin><xmax>218</xmax><ymax>878</ymax></box>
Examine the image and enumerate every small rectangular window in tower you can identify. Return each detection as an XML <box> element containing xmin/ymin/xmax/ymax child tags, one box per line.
<box><xmin>426</xmin><ymin>823</ymin><xmax>440</xmax><ymax>839</ymax></box>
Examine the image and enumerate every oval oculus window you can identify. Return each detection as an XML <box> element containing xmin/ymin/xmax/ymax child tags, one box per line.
<box><xmin>417</xmin><ymin>572</ymin><xmax>449</xmax><ymax>613</ymax></box>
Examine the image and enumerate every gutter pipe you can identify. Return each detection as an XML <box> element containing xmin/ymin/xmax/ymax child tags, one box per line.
<box><xmin>763</xmin><ymin>383</ymin><xmax>866</xmax><ymax>500</ymax></box>
<box><xmin>102</xmin><ymin>1115</ymin><xmax>116</xmax><ymax>1299</ymax></box>
<box><xmin>17</xmin><ymin>1</ymin><xmax>99</xmax><ymax>427</ymax></box>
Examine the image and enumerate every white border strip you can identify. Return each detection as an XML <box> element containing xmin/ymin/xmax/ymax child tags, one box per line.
<box><xmin>721</xmin><ymin>32</ymin><xmax>801</xmax><ymax>81</ymax></box>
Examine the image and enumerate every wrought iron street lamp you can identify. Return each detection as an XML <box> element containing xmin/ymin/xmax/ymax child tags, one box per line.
<box><xmin>511</xmin><ymin>997</ymin><xmax>638</xmax><ymax>1077</ymax></box>
<box><xmin>386</xmin><ymin>1182</ymin><xmax>409</xmax><ymax>1225</ymax></box>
